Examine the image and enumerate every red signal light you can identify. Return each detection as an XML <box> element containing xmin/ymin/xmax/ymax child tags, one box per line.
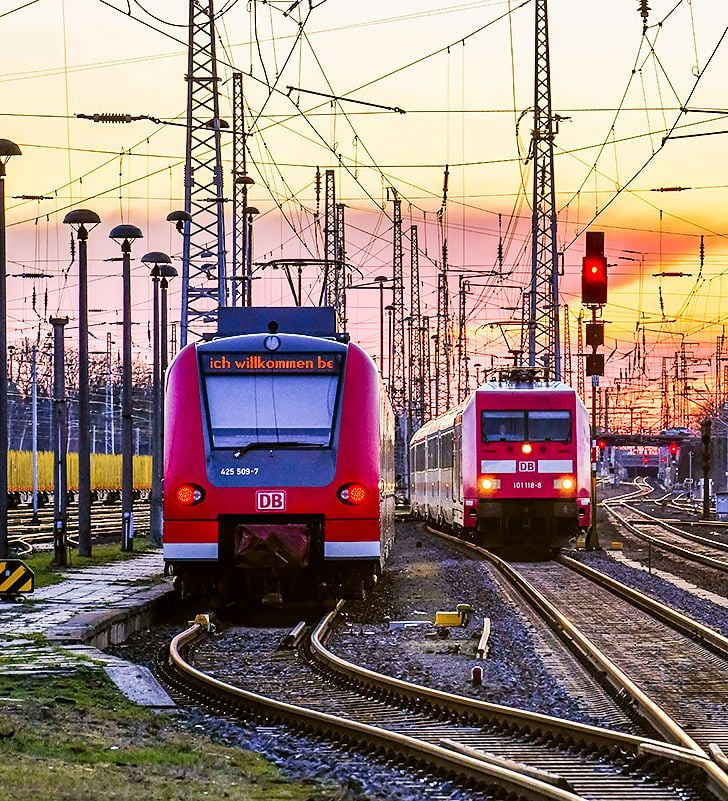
<box><xmin>669</xmin><ymin>442</ymin><xmax>678</xmax><ymax>455</ymax></box>
<box><xmin>597</xmin><ymin>439</ymin><xmax>606</xmax><ymax>450</ymax></box>
<box><xmin>581</xmin><ymin>254</ymin><xmax>608</xmax><ymax>305</ymax></box>
<box><xmin>337</xmin><ymin>482</ymin><xmax>368</xmax><ymax>505</ymax></box>
<box><xmin>642</xmin><ymin>456</ymin><xmax>649</xmax><ymax>465</ymax></box>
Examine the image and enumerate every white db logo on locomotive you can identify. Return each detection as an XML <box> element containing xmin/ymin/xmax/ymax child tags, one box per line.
<box><xmin>256</xmin><ymin>491</ymin><xmax>286</xmax><ymax>511</ymax></box>
<box><xmin>517</xmin><ymin>461</ymin><xmax>536</xmax><ymax>472</ymax></box>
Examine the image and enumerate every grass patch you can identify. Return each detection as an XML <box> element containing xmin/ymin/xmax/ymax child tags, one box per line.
<box><xmin>0</xmin><ymin>670</ymin><xmax>342</xmax><ymax>800</ymax></box>
<box><xmin>19</xmin><ymin>538</ymin><xmax>156</xmax><ymax>589</ymax></box>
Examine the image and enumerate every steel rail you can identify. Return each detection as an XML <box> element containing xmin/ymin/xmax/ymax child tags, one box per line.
<box><xmin>605</xmin><ymin>502</ymin><xmax>728</xmax><ymax>572</ymax></box>
<box><xmin>556</xmin><ymin>553</ymin><xmax>728</xmax><ymax>658</ymax></box>
<box><xmin>166</xmin><ymin>622</ymin><xmax>587</xmax><ymax>801</ymax></box>
<box><xmin>615</xmin><ymin>502</ymin><xmax>728</xmax><ymax>553</ymax></box>
<box><xmin>425</xmin><ymin>528</ymin><xmax>728</xmax><ymax>800</ymax></box>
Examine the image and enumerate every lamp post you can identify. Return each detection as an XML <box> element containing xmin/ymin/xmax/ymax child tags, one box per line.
<box><xmin>234</xmin><ymin>175</ymin><xmax>255</xmax><ymax>306</ymax></box>
<box><xmin>63</xmin><ymin>209</ymin><xmax>100</xmax><ymax>557</ymax></box>
<box><xmin>0</xmin><ymin>139</ymin><xmax>21</xmax><ymax>559</ymax></box>
<box><xmin>142</xmin><ymin>251</ymin><xmax>171</xmax><ymax>548</ymax></box>
<box><xmin>109</xmin><ymin>224</ymin><xmax>143</xmax><ymax>551</ymax></box>
<box><xmin>245</xmin><ymin>205</ymin><xmax>259</xmax><ymax>307</ymax></box>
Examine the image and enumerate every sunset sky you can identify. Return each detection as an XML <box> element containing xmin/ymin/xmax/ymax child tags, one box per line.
<box><xmin>2</xmin><ymin>0</ymin><xmax>728</xmax><ymax>427</ymax></box>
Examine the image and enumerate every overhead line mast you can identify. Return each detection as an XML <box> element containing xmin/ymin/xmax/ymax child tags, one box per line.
<box><xmin>181</xmin><ymin>0</ymin><xmax>227</xmax><ymax>345</ymax></box>
<box><xmin>528</xmin><ymin>0</ymin><xmax>562</xmax><ymax>380</ymax></box>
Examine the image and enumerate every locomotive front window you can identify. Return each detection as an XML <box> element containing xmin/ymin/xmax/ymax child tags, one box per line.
<box><xmin>528</xmin><ymin>410</ymin><xmax>571</xmax><ymax>442</ymax></box>
<box><xmin>204</xmin><ymin>372</ymin><xmax>340</xmax><ymax>449</ymax></box>
<box><xmin>482</xmin><ymin>411</ymin><xmax>525</xmax><ymax>442</ymax></box>
<box><xmin>482</xmin><ymin>409</ymin><xmax>571</xmax><ymax>442</ymax></box>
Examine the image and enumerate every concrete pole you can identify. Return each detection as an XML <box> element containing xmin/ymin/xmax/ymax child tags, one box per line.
<box><xmin>51</xmin><ymin>316</ymin><xmax>69</xmax><ymax>567</ymax></box>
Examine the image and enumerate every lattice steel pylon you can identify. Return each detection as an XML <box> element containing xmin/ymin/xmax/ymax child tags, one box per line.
<box><xmin>232</xmin><ymin>71</ymin><xmax>253</xmax><ymax>307</ymax></box>
<box><xmin>562</xmin><ymin>303</ymin><xmax>572</xmax><ymax>387</ymax></box>
<box><xmin>181</xmin><ymin>0</ymin><xmax>227</xmax><ymax>346</ymax></box>
<box><xmin>409</xmin><ymin>225</ymin><xmax>424</xmax><ymax>433</ymax></box>
<box><xmin>435</xmin><ymin>242</ymin><xmax>451</xmax><ymax>416</ymax></box>
<box><xmin>335</xmin><ymin>202</ymin><xmax>346</xmax><ymax>329</ymax></box>
<box><xmin>528</xmin><ymin>0</ymin><xmax>561</xmax><ymax>380</ymax></box>
<box><xmin>322</xmin><ymin>170</ymin><xmax>346</xmax><ymax>328</ymax></box>
<box><xmin>388</xmin><ymin>191</ymin><xmax>408</xmax><ymax>496</ymax></box>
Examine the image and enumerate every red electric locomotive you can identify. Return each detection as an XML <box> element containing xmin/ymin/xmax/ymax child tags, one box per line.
<box><xmin>163</xmin><ymin>308</ymin><xmax>395</xmax><ymax>602</ymax></box>
<box><xmin>410</xmin><ymin>367</ymin><xmax>591</xmax><ymax>552</ymax></box>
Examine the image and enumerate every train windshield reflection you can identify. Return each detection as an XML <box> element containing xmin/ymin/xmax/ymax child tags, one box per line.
<box><xmin>204</xmin><ymin>372</ymin><xmax>340</xmax><ymax>449</ymax></box>
<box><xmin>482</xmin><ymin>409</ymin><xmax>571</xmax><ymax>442</ymax></box>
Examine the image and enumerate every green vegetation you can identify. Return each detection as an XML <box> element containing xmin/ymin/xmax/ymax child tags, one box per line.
<box><xmin>19</xmin><ymin>537</ymin><xmax>155</xmax><ymax>589</ymax></box>
<box><xmin>0</xmin><ymin>670</ymin><xmax>343</xmax><ymax>800</ymax></box>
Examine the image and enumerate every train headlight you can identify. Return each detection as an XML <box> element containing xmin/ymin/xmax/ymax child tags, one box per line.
<box><xmin>337</xmin><ymin>482</ymin><xmax>368</xmax><ymax>505</ymax></box>
<box><xmin>554</xmin><ymin>476</ymin><xmax>575</xmax><ymax>491</ymax></box>
<box><xmin>175</xmin><ymin>483</ymin><xmax>205</xmax><ymax>506</ymax></box>
<box><xmin>479</xmin><ymin>477</ymin><xmax>500</xmax><ymax>491</ymax></box>
<box><xmin>521</xmin><ymin>443</ymin><xmax>533</xmax><ymax>455</ymax></box>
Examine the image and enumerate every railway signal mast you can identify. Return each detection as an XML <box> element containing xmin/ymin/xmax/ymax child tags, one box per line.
<box><xmin>181</xmin><ymin>0</ymin><xmax>227</xmax><ymax>346</ymax></box>
<box><xmin>581</xmin><ymin>230</ymin><xmax>609</xmax><ymax>549</ymax></box>
<box><xmin>528</xmin><ymin>0</ymin><xmax>563</xmax><ymax>380</ymax></box>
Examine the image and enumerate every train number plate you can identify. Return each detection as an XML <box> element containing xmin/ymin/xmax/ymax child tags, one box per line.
<box><xmin>256</xmin><ymin>490</ymin><xmax>287</xmax><ymax>511</ymax></box>
<box><xmin>517</xmin><ymin>461</ymin><xmax>536</xmax><ymax>472</ymax></box>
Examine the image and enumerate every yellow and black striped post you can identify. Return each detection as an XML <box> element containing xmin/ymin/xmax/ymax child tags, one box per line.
<box><xmin>0</xmin><ymin>560</ymin><xmax>34</xmax><ymax>595</ymax></box>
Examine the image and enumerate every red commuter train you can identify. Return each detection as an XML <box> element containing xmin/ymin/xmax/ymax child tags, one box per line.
<box><xmin>163</xmin><ymin>308</ymin><xmax>395</xmax><ymax>602</ymax></box>
<box><xmin>410</xmin><ymin>368</ymin><xmax>591</xmax><ymax>552</ymax></box>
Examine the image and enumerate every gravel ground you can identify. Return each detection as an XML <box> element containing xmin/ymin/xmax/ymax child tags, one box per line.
<box><xmin>328</xmin><ymin>521</ymin><xmax>607</xmax><ymax>727</ymax></box>
<box><xmin>109</xmin><ymin>510</ymin><xmax>726</xmax><ymax>801</ymax></box>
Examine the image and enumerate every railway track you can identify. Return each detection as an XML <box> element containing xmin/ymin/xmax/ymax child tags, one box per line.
<box><xmin>604</xmin><ymin>480</ymin><xmax>728</xmax><ymax>572</ymax></box>
<box><xmin>161</xmin><ymin>609</ymin><xmax>728</xmax><ymax>801</ymax></box>
<box><xmin>6</xmin><ymin>500</ymin><xmax>151</xmax><ymax>554</ymax></box>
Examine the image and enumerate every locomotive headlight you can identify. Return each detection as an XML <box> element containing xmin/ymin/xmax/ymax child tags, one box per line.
<box><xmin>337</xmin><ymin>482</ymin><xmax>368</xmax><ymax>505</ymax></box>
<box><xmin>521</xmin><ymin>443</ymin><xmax>533</xmax><ymax>455</ymax></box>
<box><xmin>554</xmin><ymin>476</ymin><xmax>575</xmax><ymax>491</ymax></box>
<box><xmin>175</xmin><ymin>483</ymin><xmax>205</xmax><ymax>506</ymax></box>
<box><xmin>479</xmin><ymin>477</ymin><xmax>500</xmax><ymax>491</ymax></box>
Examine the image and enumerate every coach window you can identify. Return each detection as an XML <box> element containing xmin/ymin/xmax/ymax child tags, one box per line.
<box><xmin>527</xmin><ymin>410</ymin><xmax>571</xmax><ymax>442</ymax></box>
<box><xmin>427</xmin><ymin>437</ymin><xmax>439</xmax><ymax>469</ymax></box>
<box><xmin>482</xmin><ymin>410</ymin><xmax>525</xmax><ymax>442</ymax></box>
<box><xmin>415</xmin><ymin>443</ymin><xmax>426</xmax><ymax>472</ymax></box>
<box><xmin>440</xmin><ymin>432</ymin><xmax>453</xmax><ymax>469</ymax></box>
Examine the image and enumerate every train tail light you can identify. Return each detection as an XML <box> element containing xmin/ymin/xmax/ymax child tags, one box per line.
<box><xmin>554</xmin><ymin>476</ymin><xmax>575</xmax><ymax>491</ymax></box>
<box><xmin>175</xmin><ymin>483</ymin><xmax>205</xmax><ymax>506</ymax></box>
<box><xmin>479</xmin><ymin>477</ymin><xmax>501</xmax><ymax>492</ymax></box>
<box><xmin>338</xmin><ymin>482</ymin><xmax>368</xmax><ymax>505</ymax></box>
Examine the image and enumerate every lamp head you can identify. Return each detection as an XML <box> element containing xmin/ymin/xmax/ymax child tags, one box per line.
<box><xmin>109</xmin><ymin>224</ymin><xmax>143</xmax><ymax>242</ymax></box>
<box><xmin>166</xmin><ymin>210</ymin><xmax>191</xmax><ymax>234</ymax></box>
<box><xmin>63</xmin><ymin>209</ymin><xmax>101</xmax><ymax>237</ymax></box>
<box><xmin>0</xmin><ymin>139</ymin><xmax>21</xmax><ymax>165</ymax></box>
<box><xmin>142</xmin><ymin>251</ymin><xmax>172</xmax><ymax>278</ymax></box>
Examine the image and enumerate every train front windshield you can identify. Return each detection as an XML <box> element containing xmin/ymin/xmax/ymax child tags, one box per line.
<box><xmin>482</xmin><ymin>410</ymin><xmax>571</xmax><ymax>442</ymax></box>
<box><xmin>202</xmin><ymin>354</ymin><xmax>341</xmax><ymax>449</ymax></box>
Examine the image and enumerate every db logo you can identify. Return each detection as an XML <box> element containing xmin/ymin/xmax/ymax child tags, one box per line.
<box><xmin>256</xmin><ymin>490</ymin><xmax>286</xmax><ymax>511</ymax></box>
<box><xmin>518</xmin><ymin>461</ymin><xmax>536</xmax><ymax>472</ymax></box>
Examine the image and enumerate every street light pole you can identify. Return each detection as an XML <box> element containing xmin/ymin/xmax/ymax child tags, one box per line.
<box><xmin>110</xmin><ymin>224</ymin><xmax>143</xmax><ymax>551</ymax></box>
<box><xmin>0</xmin><ymin>139</ymin><xmax>21</xmax><ymax>559</ymax></box>
<box><xmin>63</xmin><ymin>209</ymin><xmax>100</xmax><ymax>557</ymax></box>
<box><xmin>142</xmin><ymin>252</ymin><xmax>172</xmax><ymax>548</ymax></box>
<box><xmin>245</xmin><ymin>205</ymin><xmax>259</xmax><ymax>307</ymax></box>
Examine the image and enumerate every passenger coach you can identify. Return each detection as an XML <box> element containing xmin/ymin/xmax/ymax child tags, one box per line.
<box><xmin>163</xmin><ymin>308</ymin><xmax>395</xmax><ymax>602</ymax></box>
<box><xmin>410</xmin><ymin>368</ymin><xmax>591</xmax><ymax>552</ymax></box>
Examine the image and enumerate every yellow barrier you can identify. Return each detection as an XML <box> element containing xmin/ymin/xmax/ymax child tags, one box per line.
<box><xmin>7</xmin><ymin>451</ymin><xmax>152</xmax><ymax>492</ymax></box>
